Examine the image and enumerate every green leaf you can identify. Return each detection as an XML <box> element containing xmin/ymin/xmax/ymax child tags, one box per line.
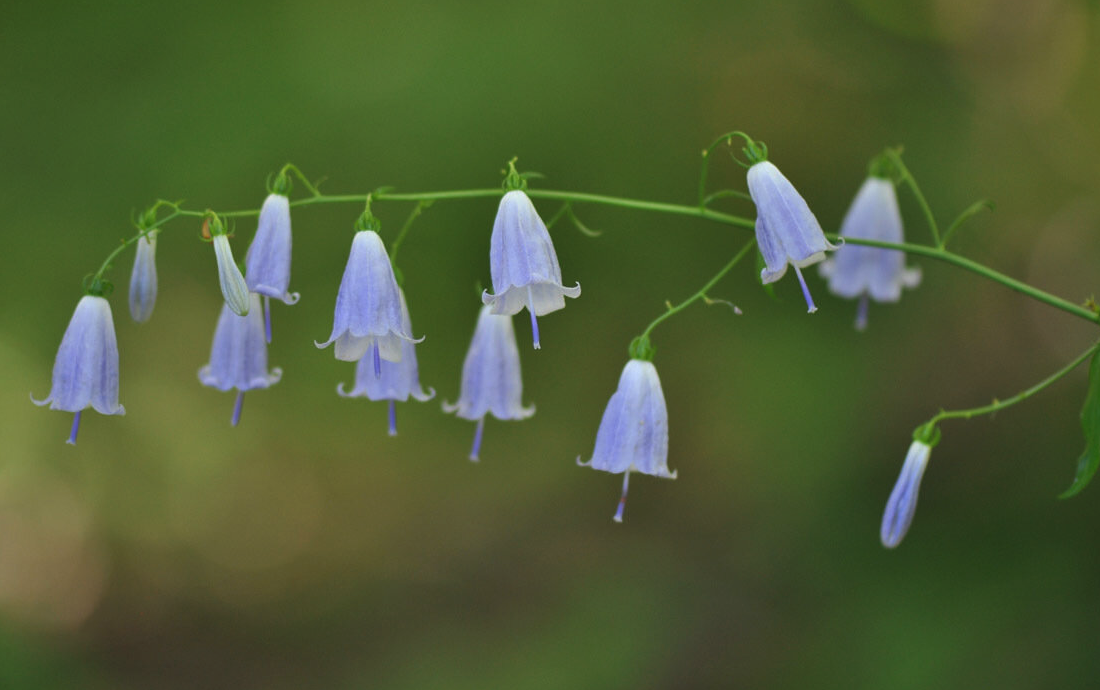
<box><xmin>1060</xmin><ymin>351</ymin><xmax>1100</xmax><ymax>498</ymax></box>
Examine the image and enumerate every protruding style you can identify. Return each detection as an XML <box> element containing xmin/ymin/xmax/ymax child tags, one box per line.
<box><xmin>746</xmin><ymin>160</ymin><xmax>837</xmax><ymax>313</ymax></box>
<box><xmin>880</xmin><ymin>440</ymin><xmax>933</xmax><ymax>548</ymax></box>
<box><xmin>578</xmin><ymin>359</ymin><xmax>676</xmax><ymax>522</ymax></box>
<box><xmin>316</xmin><ymin>230</ymin><xmax>419</xmax><ymax>362</ymax></box>
<box><xmin>33</xmin><ymin>295</ymin><xmax>125</xmax><ymax>444</ymax></box>
<box><xmin>481</xmin><ymin>190</ymin><xmax>581</xmax><ymax>349</ymax></box>
<box><xmin>443</xmin><ymin>305</ymin><xmax>534</xmax><ymax>460</ymax></box>
<box><xmin>128</xmin><ymin>232</ymin><xmax>157</xmax><ymax>323</ymax></box>
<box><xmin>819</xmin><ymin>177</ymin><xmax>921</xmax><ymax>330</ymax></box>
<box><xmin>337</xmin><ymin>289</ymin><xmax>435</xmax><ymax>435</ymax></box>
<box><xmin>199</xmin><ymin>292</ymin><xmax>282</xmax><ymax>426</ymax></box>
<box><xmin>246</xmin><ymin>193</ymin><xmax>300</xmax><ymax>342</ymax></box>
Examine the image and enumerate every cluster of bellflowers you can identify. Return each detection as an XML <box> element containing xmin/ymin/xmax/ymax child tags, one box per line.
<box><xmin>37</xmin><ymin>135</ymin><xmax>1033</xmax><ymax>540</ymax></box>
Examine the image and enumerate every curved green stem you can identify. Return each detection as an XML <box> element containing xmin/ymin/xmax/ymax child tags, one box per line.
<box><xmin>885</xmin><ymin>149</ymin><xmax>941</xmax><ymax>247</ymax></box>
<box><xmin>389</xmin><ymin>200</ymin><xmax>431</xmax><ymax>264</ymax></box>
<box><xmin>837</xmin><ymin>236</ymin><xmax>1100</xmax><ymax>323</ymax></box>
<box><xmin>639</xmin><ymin>236</ymin><xmax>757</xmax><ymax>341</ymax></box>
<box><xmin>929</xmin><ymin>340</ymin><xmax>1100</xmax><ymax>425</ymax></box>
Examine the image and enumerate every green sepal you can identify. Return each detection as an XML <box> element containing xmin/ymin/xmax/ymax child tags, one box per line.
<box><xmin>1059</xmin><ymin>350</ymin><xmax>1100</xmax><ymax>498</ymax></box>
<box><xmin>628</xmin><ymin>335</ymin><xmax>655</xmax><ymax>361</ymax></box>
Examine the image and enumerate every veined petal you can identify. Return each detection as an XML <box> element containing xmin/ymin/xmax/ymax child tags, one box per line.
<box><xmin>443</xmin><ymin>305</ymin><xmax>534</xmax><ymax>421</ymax></box>
<box><xmin>748</xmin><ymin>161</ymin><xmax>836</xmax><ymax>285</ymax></box>
<box><xmin>880</xmin><ymin>440</ymin><xmax>932</xmax><ymax>548</ymax></box>
<box><xmin>316</xmin><ymin>230</ymin><xmax>420</xmax><ymax>362</ymax></box>
<box><xmin>337</xmin><ymin>290</ymin><xmax>435</xmax><ymax>402</ymax></box>
<box><xmin>198</xmin><ymin>293</ymin><xmax>282</xmax><ymax>392</ymax></box>
<box><xmin>213</xmin><ymin>234</ymin><xmax>250</xmax><ymax>316</ymax></box>
<box><xmin>128</xmin><ymin>233</ymin><xmax>157</xmax><ymax>323</ymax></box>
<box><xmin>33</xmin><ymin>295</ymin><xmax>124</xmax><ymax>416</ymax></box>
<box><xmin>245</xmin><ymin>193</ymin><xmax>299</xmax><ymax>305</ymax></box>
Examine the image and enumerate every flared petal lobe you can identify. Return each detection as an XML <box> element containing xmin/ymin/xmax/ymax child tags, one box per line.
<box><xmin>245</xmin><ymin>193</ymin><xmax>299</xmax><ymax>305</ymax></box>
<box><xmin>443</xmin><ymin>305</ymin><xmax>533</xmax><ymax>421</ymax></box>
<box><xmin>337</xmin><ymin>290</ymin><xmax>434</xmax><ymax>402</ymax></box>
<box><xmin>481</xmin><ymin>190</ymin><xmax>580</xmax><ymax>346</ymax></box>
<box><xmin>128</xmin><ymin>233</ymin><xmax>157</xmax><ymax>323</ymax></box>
<box><xmin>33</xmin><ymin>295</ymin><xmax>124</xmax><ymax>416</ymax></box>
<box><xmin>316</xmin><ymin>230</ymin><xmax>419</xmax><ymax>362</ymax></box>
<box><xmin>580</xmin><ymin>360</ymin><xmax>675</xmax><ymax>478</ymax></box>
<box><xmin>820</xmin><ymin>177</ymin><xmax>921</xmax><ymax>302</ymax></box>
<box><xmin>199</xmin><ymin>293</ymin><xmax>282</xmax><ymax>392</ymax></box>
<box><xmin>212</xmin><ymin>234</ymin><xmax>250</xmax><ymax>316</ymax></box>
<box><xmin>746</xmin><ymin>161</ymin><xmax>837</xmax><ymax>284</ymax></box>
<box><xmin>880</xmin><ymin>440</ymin><xmax>932</xmax><ymax>548</ymax></box>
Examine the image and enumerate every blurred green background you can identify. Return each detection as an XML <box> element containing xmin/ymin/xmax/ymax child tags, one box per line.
<box><xmin>4</xmin><ymin>0</ymin><xmax>1100</xmax><ymax>687</ymax></box>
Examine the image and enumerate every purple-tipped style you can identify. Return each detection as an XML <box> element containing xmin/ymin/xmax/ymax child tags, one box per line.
<box><xmin>245</xmin><ymin>193</ymin><xmax>300</xmax><ymax>342</ymax></box>
<box><xmin>316</xmin><ymin>230</ymin><xmax>420</xmax><ymax>363</ymax></box>
<box><xmin>443</xmin><ymin>305</ymin><xmax>534</xmax><ymax>461</ymax></box>
<box><xmin>128</xmin><ymin>233</ymin><xmax>157</xmax><ymax>323</ymax></box>
<box><xmin>33</xmin><ymin>295</ymin><xmax>125</xmax><ymax>444</ymax></box>
<box><xmin>880</xmin><ymin>440</ymin><xmax>933</xmax><ymax>548</ymax></box>
<box><xmin>746</xmin><ymin>160</ymin><xmax>837</xmax><ymax>313</ymax></box>
<box><xmin>198</xmin><ymin>292</ymin><xmax>282</xmax><ymax>426</ymax></box>
<box><xmin>481</xmin><ymin>190</ymin><xmax>581</xmax><ymax>349</ymax></box>
<box><xmin>337</xmin><ymin>289</ymin><xmax>435</xmax><ymax>436</ymax></box>
<box><xmin>212</xmin><ymin>233</ymin><xmax>250</xmax><ymax>317</ymax></box>
<box><xmin>819</xmin><ymin>177</ymin><xmax>921</xmax><ymax>330</ymax></box>
<box><xmin>578</xmin><ymin>359</ymin><xmax>676</xmax><ymax>523</ymax></box>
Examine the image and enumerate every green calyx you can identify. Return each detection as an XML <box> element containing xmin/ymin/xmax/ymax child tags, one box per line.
<box><xmin>868</xmin><ymin>149</ymin><xmax>902</xmax><ymax>182</ymax></box>
<box><xmin>82</xmin><ymin>274</ymin><xmax>113</xmax><ymax>297</ymax></box>
<box><xmin>502</xmin><ymin>158</ymin><xmax>526</xmax><ymax>192</ymax></box>
<box><xmin>628</xmin><ymin>335</ymin><xmax>656</xmax><ymax>361</ymax></box>
<box><xmin>912</xmin><ymin>422</ymin><xmax>942</xmax><ymax>448</ymax></box>
<box><xmin>355</xmin><ymin>198</ymin><xmax>381</xmax><ymax>233</ymax></box>
<box><xmin>271</xmin><ymin>168</ymin><xmax>292</xmax><ymax>196</ymax></box>
<box><xmin>205</xmin><ymin>211</ymin><xmax>228</xmax><ymax>238</ymax></box>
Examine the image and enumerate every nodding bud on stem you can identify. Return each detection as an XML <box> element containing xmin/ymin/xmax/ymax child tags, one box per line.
<box><xmin>207</xmin><ymin>214</ymin><xmax>250</xmax><ymax>317</ymax></box>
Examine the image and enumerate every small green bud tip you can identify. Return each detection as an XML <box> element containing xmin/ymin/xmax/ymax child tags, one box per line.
<box><xmin>272</xmin><ymin>169</ymin><xmax>291</xmax><ymax>196</ymax></box>
<box><xmin>628</xmin><ymin>335</ymin><xmax>655</xmax><ymax>361</ymax></box>
<box><xmin>868</xmin><ymin>151</ymin><xmax>898</xmax><ymax>181</ymax></box>
<box><xmin>503</xmin><ymin>158</ymin><xmax>526</xmax><ymax>192</ymax></box>
<box><xmin>912</xmin><ymin>423</ymin><xmax>942</xmax><ymax>448</ymax></box>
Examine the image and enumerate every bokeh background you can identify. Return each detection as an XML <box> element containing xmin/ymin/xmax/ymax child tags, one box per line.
<box><xmin>4</xmin><ymin>0</ymin><xmax>1100</xmax><ymax>687</ymax></box>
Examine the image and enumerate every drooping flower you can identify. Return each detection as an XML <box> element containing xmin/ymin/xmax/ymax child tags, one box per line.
<box><xmin>128</xmin><ymin>232</ymin><xmax>157</xmax><ymax>323</ymax></box>
<box><xmin>578</xmin><ymin>359</ymin><xmax>676</xmax><ymax>523</ymax></box>
<box><xmin>245</xmin><ymin>193</ymin><xmax>300</xmax><ymax>342</ymax></box>
<box><xmin>747</xmin><ymin>159</ymin><xmax>837</xmax><ymax>313</ymax></box>
<box><xmin>337</xmin><ymin>289</ymin><xmax>435</xmax><ymax>436</ymax></box>
<box><xmin>32</xmin><ymin>295</ymin><xmax>125</xmax><ymax>444</ymax></box>
<box><xmin>443</xmin><ymin>304</ymin><xmax>534</xmax><ymax>461</ymax></box>
<box><xmin>199</xmin><ymin>292</ymin><xmax>282</xmax><ymax>426</ymax></box>
<box><xmin>819</xmin><ymin>176</ymin><xmax>921</xmax><ymax>330</ymax></box>
<box><xmin>481</xmin><ymin>190</ymin><xmax>581</xmax><ymax>349</ymax></box>
<box><xmin>880</xmin><ymin>439</ymin><xmax>933</xmax><ymax>548</ymax></box>
<box><xmin>316</xmin><ymin>230</ymin><xmax>419</xmax><ymax>363</ymax></box>
<box><xmin>212</xmin><ymin>231</ymin><xmax>250</xmax><ymax>317</ymax></box>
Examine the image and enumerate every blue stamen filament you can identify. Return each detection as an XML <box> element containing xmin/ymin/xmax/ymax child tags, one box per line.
<box><xmin>373</xmin><ymin>344</ymin><xmax>382</xmax><ymax>378</ymax></box>
<box><xmin>67</xmin><ymin>410</ymin><xmax>82</xmax><ymax>445</ymax></box>
<box><xmin>388</xmin><ymin>400</ymin><xmax>397</xmax><ymax>437</ymax></box>
<box><xmin>232</xmin><ymin>391</ymin><xmax>245</xmax><ymax>426</ymax></box>
<box><xmin>470</xmin><ymin>417</ymin><xmax>485</xmax><ymax>462</ymax></box>
<box><xmin>613</xmin><ymin>470</ymin><xmax>630</xmax><ymax>523</ymax></box>
<box><xmin>793</xmin><ymin>265</ymin><xmax>818</xmax><ymax>314</ymax></box>
<box><xmin>263</xmin><ymin>296</ymin><xmax>272</xmax><ymax>343</ymax></box>
<box><xmin>528</xmin><ymin>286</ymin><xmax>540</xmax><ymax>349</ymax></box>
<box><xmin>855</xmin><ymin>294</ymin><xmax>870</xmax><ymax>332</ymax></box>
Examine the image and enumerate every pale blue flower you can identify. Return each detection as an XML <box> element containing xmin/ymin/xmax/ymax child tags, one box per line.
<box><xmin>880</xmin><ymin>440</ymin><xmax>933</xmax><ymax>548</ymax></box>
<box><xmin>199</xmin><ymin>292</ymin><xmax>282</xmax><ymax>426</ymax></box>
<box><xmin>578</xmin><ymin>359</ymin><xmax>676</xmax><ymax>523</ymax></box>
<box><xmin>337</xmin><ymin>289</ymin><xmax>435</xmax><ymax>436</ymax></box>
<box><xmin>747</xmin><ymin>160</ymin><xmax>837</xmax><ymax>313</ymax></box>
<box><xmin>128</xmin><ymin>232</ymin><xmax>157</xmax><ymax>323</ymax></box>
<box><xmin>443</xmin><ymin>305</ymin><xmax>534</xmax><ymax>461</ymax></box>
<box><xmin>316</xmin><ymin>230</ymin><xmax>419</xmax><ymax>362</ymax></box>
<box><xmin>245</xmin><ymin>193</ymin><xmax>300</xmax><ymax>342</ymax></box>
<box><xmin>481</xmin><ymin>190</ymin><xmax>581</xmax><ymax>349</ymax></box>
<box><xmin>33</xmin><ymin>295</ymin><xmax>125</xmax><ymax>444</ymax></box>
<box><xmin>819</xmin><ymin>177</ymin><xmax>921</xmax><ymax>330</ymax></box>
<box><xmin>212</xmin><ymin>233</ymin><xmax>250</xmax><ymax>316</ymax></box>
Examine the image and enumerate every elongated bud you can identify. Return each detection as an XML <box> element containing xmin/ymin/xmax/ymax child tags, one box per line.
<box><xmin>129</xmin><ymin>232</ymin><xmax>157</xmax><ymax>322</ymax></box>
<box><xmin>212</xmin><ymin>232</ymin><xmax>250</xmax><ymax>316</ymax></box>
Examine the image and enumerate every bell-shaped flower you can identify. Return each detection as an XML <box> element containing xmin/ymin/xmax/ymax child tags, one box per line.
<box><xmin>578</xmin><ymin>359</ymin><xmax>676</xmax><ymax>523</ymax></box>
<box><xmin>819</xmin><ymin>177</ymin><xmax>921</xmax><ymax>330</ymax></box>
<box><xmin>316</xmin><ymin>230</ymin><xmax>420</xmax><ymax>362</ymax></box>
<box><xmin>481</xmin><ymin>190</ymin><xmax>581</xmax><ymax>349</ymax></box>
<box><xmin>443</xmin><ymin>304</ymin><xmax>534</xmax><ymax>461</ymax></box>
<box><xmin>33</xmin><ymin>295</ymin><xmax>125</xmax><ymax>444</ymax></box>
<box><xmin>128</xmin><ymin>232</ymin><xmax>157</xmax><ymax>323</ymax></box>
<box><xmin>880</xmin><ymin>439</ymin><xmax>933</xmax><ymax>548</ymax></box>
<box><xmin>747</xmin><ymin>160</ymin><xmax>837</xmax><ymax>313</ymax></box>
<box><xmin>212</xmin><ymin>232</ymin><xmax>250</xmax><ymax>317</ymax></box>
<box><xmin>245</xmin><ymin>193</ymin><xmax>300</xmax><ymax>342</ymax></box>
<box><xmin>199</xmin><ymin>292</ymin><xmax>282</xmax><ymax>426</ymax></box>
<box><xmin>337</xmin><ymin>289</ymin><xmax>435</xmax><ymax>436</ymax></box>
